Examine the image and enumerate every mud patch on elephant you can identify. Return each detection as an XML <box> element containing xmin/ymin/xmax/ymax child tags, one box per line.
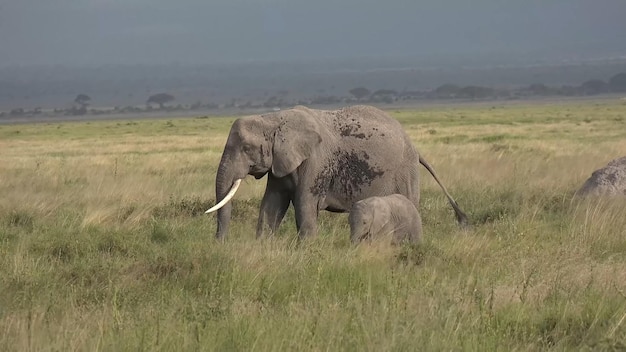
<box><xmin>339</xmin><ymin>123</ymin><xmax>368</xmax><ymax>139</ymax></box>
<box><xmin>259</xmin><ymin>145</ymin><xmax>266</xmax><ymax>166</ymax></box>
<box><xmin>311</xmin><ymin>151</ymin><xmax>384</xmax><ymax>198</ymax></box>
<box><xmin>332</xmin><ymin>110</ymin><xmax>372</xmax><ymax>139</ymax></box>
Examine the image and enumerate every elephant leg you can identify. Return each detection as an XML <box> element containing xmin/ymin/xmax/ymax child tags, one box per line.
<box><xmin>293</xmin><ymin>194</ymin><xmax>319</xmax><ymax>239</ymax></box>
<box><xmin>256</xmin><ymin>180</ymin><xmax>291</xmax><ymax>238</ymax></box>
<box><xmin>410</xmin><ymin>212</ymin><xmax>423</xmax><ymax>243</ymax></box>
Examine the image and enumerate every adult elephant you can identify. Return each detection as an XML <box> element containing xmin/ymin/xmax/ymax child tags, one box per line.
<box><xmin>206</xmin><ymin>105</ymin><xmax>467</xmax><ymax>239</ymax></box>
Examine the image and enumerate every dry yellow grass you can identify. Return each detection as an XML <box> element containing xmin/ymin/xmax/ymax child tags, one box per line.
<box><xmin>0</xmin><ymin>100</ymin><xmax>625</xmax><ymax>350</ymax></box>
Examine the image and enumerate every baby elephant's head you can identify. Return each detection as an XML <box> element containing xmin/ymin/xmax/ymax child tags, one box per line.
<box><xmin>348</xmin><ymin>197</ymin><xmax>391</xmax><ymax>243</ymax></box>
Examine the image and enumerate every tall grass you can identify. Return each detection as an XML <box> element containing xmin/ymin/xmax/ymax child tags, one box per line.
<box><xmin>1</xmin><ymin>101</ymin><xmax>625</xmax><ymax>350</ymax></box>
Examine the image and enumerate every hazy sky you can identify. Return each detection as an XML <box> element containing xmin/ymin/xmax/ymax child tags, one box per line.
<box><xmin>1</xmin><ymin>0</ymin><xmax>626</xmax><ymax>67</ymax></box>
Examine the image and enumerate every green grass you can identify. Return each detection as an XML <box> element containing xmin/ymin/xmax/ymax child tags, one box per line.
<box><xmin>1</xmin><ymin>100</ymin><xmax>626</xmax><ymax>351</ymax></box>
<box><xmin>0</xmin><ymin>116</ymin><xmax>238</xmax><ymax>140</ymax></box>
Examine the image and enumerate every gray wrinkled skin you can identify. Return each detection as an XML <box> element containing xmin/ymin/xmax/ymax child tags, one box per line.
<box><xmin>213</xmin><ymin>105</ymin><xmax>467</xmax><ymax>240</ymax></box>
<box><xmin>349</xmin><ymin>194</ymin><xmax>422</xmax><ymax>245</ymax></box>
<box><xmin>577</xmin><ymin>156</ymin><xmax>626</xmax><ymax>197</ymax></box>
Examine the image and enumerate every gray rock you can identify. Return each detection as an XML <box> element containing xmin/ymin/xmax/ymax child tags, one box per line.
<box><xmin>577</xmin><ymin>156</ymin><xmax>626</xmax><ymax>197</ymax></box>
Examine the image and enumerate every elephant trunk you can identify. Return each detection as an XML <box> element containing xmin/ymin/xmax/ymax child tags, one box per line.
<box><xmin>212</xmin><ymin>154</ymin><xmax>241</xmax><ymax>239</ymax></box>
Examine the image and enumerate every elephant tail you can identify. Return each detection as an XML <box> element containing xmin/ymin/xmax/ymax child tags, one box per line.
<box><xmin>419</xmin><ymin>155</ymin><xmax>469</xmax><ymax>227</ymax></box>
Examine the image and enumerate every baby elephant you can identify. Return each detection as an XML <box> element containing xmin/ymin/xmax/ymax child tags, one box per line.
<box><xmin>349</xmin><ymin>194</ymin><xmax>422</xmax><ymax>244</ymax></box>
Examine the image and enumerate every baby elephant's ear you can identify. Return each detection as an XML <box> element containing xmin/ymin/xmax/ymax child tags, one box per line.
<box><xmin>371</xmin><ymin>200</ymin><xmax>392</xmax><ymax>231</ymax></box>
<box><xmin>271</xmin><ymin>116</ymin><xmax>322</xmax><ymax>177</ymax></box>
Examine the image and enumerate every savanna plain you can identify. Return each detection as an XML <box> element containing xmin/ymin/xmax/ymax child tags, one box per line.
<box><xmin>1</xmin><ymin>99</ymin><xmax>625</xmax><ymax>351</ymax></box>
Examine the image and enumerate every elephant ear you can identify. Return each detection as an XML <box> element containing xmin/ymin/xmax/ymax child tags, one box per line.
<box><xmin>371</xmin><ymin>200</ymin><xmax>392</xmax><ymax>234</ymax></box>
<box><xmin>271</xmin><ymin>114</ymin><xmax>322</xmax><ymax>178</ymax></box>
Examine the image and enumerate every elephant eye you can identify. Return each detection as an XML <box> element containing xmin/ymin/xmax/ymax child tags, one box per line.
<box><xmin>242</xmin><ymin>144</ymin><xmax>252</xmax><ymax>153</ymax></box>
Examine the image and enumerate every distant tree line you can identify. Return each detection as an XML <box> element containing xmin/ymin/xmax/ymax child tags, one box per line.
<box><xmin>343</xmin><ymin>72</ymin><xmax>626</xmax><ymax>103</ymax></box>
<box><xmin>2</xmin><ymin>73</ymin><xmax>626</xmax><ymax>119</ymax></box>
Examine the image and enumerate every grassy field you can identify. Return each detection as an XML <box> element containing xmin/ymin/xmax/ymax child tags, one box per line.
<box><xmin>1</xmin><ymin>100</ymin><xmax>625</xmax><ymax>351</ymax></box>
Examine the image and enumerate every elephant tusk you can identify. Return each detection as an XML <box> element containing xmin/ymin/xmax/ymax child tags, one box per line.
<box><xmin>205</xmin><ymin>179</ymin><xmax>242</xmax><ymax>214</ymax></box>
